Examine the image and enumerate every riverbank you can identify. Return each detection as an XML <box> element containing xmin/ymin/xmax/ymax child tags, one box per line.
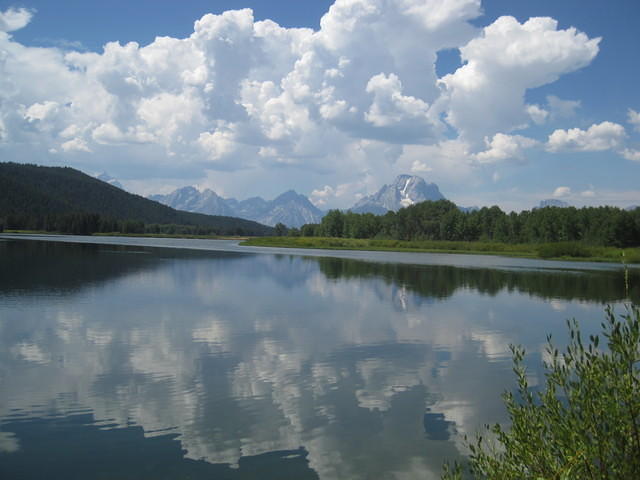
<box><xmin>94</xmin><ymin>232</ymin><xmax>249</xmax><ymax>240</ymax></box>
<box><xmin>2</xmin><ymin>230</ymin><xmax>248</xmax><ymax>241</ymax></box>
<box><xmin>241</xmin><ymin>236</ymin><xmax>640</xmax><ymax>264</ymax></box>
<box><xmin>4</xmin><ymin>230</ymin><xmax>638</xmax><ymax>264</ymax></box>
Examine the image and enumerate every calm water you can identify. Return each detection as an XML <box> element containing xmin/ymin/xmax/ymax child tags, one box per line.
<box><xmin>0</xmin><ymin>237</ymin><xmax>636</xmax><ymax>479</ymax></box>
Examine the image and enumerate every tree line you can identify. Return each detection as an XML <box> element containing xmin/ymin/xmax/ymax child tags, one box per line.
<box><xmin>0</xmin><ymin>212</ymin><xmax>257</xmax><ymax>236</ymax></box>
<box><xmin>288</xmin><ymin>200</ymin><xmax>640</xmax><ymax>247</ymax></box>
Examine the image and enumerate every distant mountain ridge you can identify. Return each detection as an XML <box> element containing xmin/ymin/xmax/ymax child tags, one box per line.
<box><xmin>151</xmin><ymin>174</ymin><xmax>461</xmax><ymax>226</ymax></box>
<box><xmin>350</xmin><ymin>175</ymin><xmax>445</xmax><ymax>214</ymax></box>
<box><xmin>537</xmin><ymin>199</ymin><xmax>570</xmax><ymax>209</ymax></box>
<box><xmin>96</xmin><ymin>172</ymin><xmax>124</xmax><ymax>190</ymax></box>
<box><xmin>150</xmin><ymin>187</ymin><xmax>324</xmax><ymax>228</ymax></box>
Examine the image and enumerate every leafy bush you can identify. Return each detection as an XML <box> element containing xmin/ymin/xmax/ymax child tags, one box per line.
<box><xmin>442</xmin><ymin>306</ymin><xmax>640</xmax><ymax>479</ymax></box>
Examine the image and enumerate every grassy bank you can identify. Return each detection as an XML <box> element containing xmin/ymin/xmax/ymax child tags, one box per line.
<box><xmin>241</xmin><ymin>237</ymin><xmax>640</xmax><ymax>263</ymax></box>
<box><xmin>3</xmin><ymin>229</ymin><xmax>53</xmax><ymax>235</ymax></box>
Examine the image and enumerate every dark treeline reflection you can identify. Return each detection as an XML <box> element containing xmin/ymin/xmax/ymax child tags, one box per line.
<box><xmin>316</xmin><ymin>256</ymin><xmax>638</xmax><ymax>304</ymax></box>
<box><xmin>2</xmin><ymin>239</ymin><xmax>635</xmax><ymax>304</ymax></box>
<box><xmin>0</xmin><ymin>240</ymin><xmax>248</xmax><ymax>295</ymax></box>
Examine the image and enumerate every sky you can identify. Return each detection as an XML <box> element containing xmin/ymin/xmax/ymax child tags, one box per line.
<box><xmin>1</xmin><ymin>0</ymin><xmax>639</xmax><ymax>211</ymax></box>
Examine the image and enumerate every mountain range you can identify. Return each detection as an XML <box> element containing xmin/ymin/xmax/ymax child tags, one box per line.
<box><xmin>150</xmin><ymin>174</ymin><xmax>453</xmax><ymax>227</ymax></box>
<box><xmin>149</xmin><ymin>173</ymin><xmax>637</xmax><ymax>228</ymax></box>
<box><xmin>150</xmin><ymin>188</ymin><xmax>324</xmax><ymax>228</ymax></box>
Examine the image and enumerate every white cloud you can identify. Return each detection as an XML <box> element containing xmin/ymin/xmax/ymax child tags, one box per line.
<box><xmin>364</xmin><ymin>73</ymin><xmax>432</xmax><ymax>130</ymax></box>
<box><xmin>546</xmin><ymin>95</ymin><xmax>580</xmax><ymax>119</ymax></box>
<box><xmin>411</xmin><ymin>161</ymin><xmax>433</xmax><ymax>173</ymax></box>
<box><xmin>620</xmin><ymin>148</ymin><xmax>640</xmax><ymax>162</ymax></box>
<box><xmin>547</xmin><ymin>121</ymin><xmax>626</xmax><ymax>152</ymax></box>
<box><xmin>526</xmin><ymin>104</ymin><xmax>548</xmax><ymax>125</ymax></box>
<box><xmin>0</xmin><ymin>7</ymin><xmax>33</xmax><ymax>32</ymax></box>
<box><xmin>405</xmin><ymin>139</ymin><xmax>478</xmax><ymax>185</ymax></box>
<box><xmin>92</xmin><ymin>122</ymin><xmax>154</xmax><ymax>145</ymax></box>
<box><xmin>61</xmin><ymin>138</ymin><xmax>91</xmax><ymax>153</ymax></box>
<box><xmin>580</xmin><ymin>189</ymin><xmax>595</xmax><ymax>198</ymax></box>
<box><xmin>0</xmin><ymin>0</ymin><xmax>483</xmax><ymax>175</ymax></box>
<box><xmin>310</xmin><ymin>185</ymin><xmax>335</xmax><ymax>206</ymax></box>
<box><xmin>23</xmin><ymin>101</ymin><xmax>60</xmax><ymax>123</ymax></box>
<box><xmin>438</xmin><ymin>16</ymin><xmax>600</xmax><ymax>144</ymax></box>
<box><xmin>627</xmin><ymin>109</ymin><xmax>640</xmax><ymax>132</ymax></box>
<box><xmin>474</xmin><ymin>133</ymin><xmax>538</xmax><ymax>164</ymax></box>
<box><xmin>552</xmin><ymin>186</ymin><xmax>571</xmax><ymax>198</ymax></box>
<box><xmin>197</xmin><ymin>123</ymin><xmax>238</xmax><ymax>161</ymax></box>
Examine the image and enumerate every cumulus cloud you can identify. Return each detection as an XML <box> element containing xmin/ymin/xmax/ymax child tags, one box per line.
<box><xmin>0</xmin><ymin>7</ymin><xmax>33</xmax><ymax>32</ymax></box>
<box><xmin>0</xmin><ymin>2</ymin><xmax>607</xmax><ymax>204</ymax></box>
<box><xmin>552</xmin><ymin>186</ymin><xmax>571</xmax><ymax>198</ymax></box>
<box><xmin>310</xmin><ymin>183</ymin><xmax>359</xmax><ymax>206</ymax></box>
<box><xmin>310</xmin><ymin>185</ymin><xmax>336</xmax><ymax>206</ymax></box>
<box><xmin>23</xmin><ymin>101</ymin><xmax>60</xmax><ymax>123</ymax></box>
<box><xmin>61</xmin><ymin>138</ymin><xmax>91</xmax><ymax>153</ymax></box>
<box><xmin>628</xmin><ymin>109</ymin><xmax>640</xmax><ymax>132</ymax></box>
<box><xmin>438</xmin><ymin>16</ymin><xmax>600</xmax><ymax>144</ymax></box>
<box><xmin>474</xmin><ymin>133</ymin><xmax>538</xmax><ymax>164</ymax></box>
<box><xmin>526</xmin><ymin>104</ymin><xmax>548</xmax><ymax>125</ymax></box>
<box><xmin>620</xmin><ymin>148</ymin><xmax>640</xmax><ymax>162</ymax></box>
<box><xmin>547</xmin><ymin>121</ymin><xmax>626</xmax><ymax>152</ymax></box>
<box><xmin>197</xmin><ymin>123</ymin><xmax>239</xmax><ymax>162</ymax></box>
<box><xmin>364</xmin><ymin>73</ymin><xmax>433</xmax><ymax>133</ymax></box>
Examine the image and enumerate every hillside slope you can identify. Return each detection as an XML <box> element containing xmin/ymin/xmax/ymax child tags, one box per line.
<box><xmin>0</xmin><ymin>163</ymin><xmax>273</xmax><ymax>235</ymax></box>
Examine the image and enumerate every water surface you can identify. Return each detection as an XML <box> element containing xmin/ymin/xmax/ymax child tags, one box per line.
<box><xmin>0</xmin><ymin>238</ymin><xmax>634</xmax><ymax>479</ymax></box>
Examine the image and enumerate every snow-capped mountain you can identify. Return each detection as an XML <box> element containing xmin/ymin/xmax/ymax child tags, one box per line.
<box><xmin>149</xmin><ymin>188</ymin><xmax>324</xmax><ymax>228</ymax></box>
<box><xmin>96</xmin><ymin>172</ymin><xmax>124</xmax><ymax>190</ymax></box>
<box><xmin>350</xmin><ymin>174</ymin><xmax>445</xmax><ymax>214</ymax></box>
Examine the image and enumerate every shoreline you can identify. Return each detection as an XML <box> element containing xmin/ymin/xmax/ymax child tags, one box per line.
<box><xmin>240</xmin><ymin>236</ymin><xmax>640</xmax><ymax>265</ymax></box>
<box><xmin>2</xmin><ymin>232</ymin><xmax>638</xmax><ymax>269</ymax></box>
<box><xmin>2</xmin><ymin>230</ymin><xmax>248</xmax><ymax>241</ymax></box>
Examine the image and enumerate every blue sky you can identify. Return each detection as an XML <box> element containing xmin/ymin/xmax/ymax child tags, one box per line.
<box><xmin>1</xmin><ymin>0</ymin><xmax>639</xmax><ymax>210</ymax></box>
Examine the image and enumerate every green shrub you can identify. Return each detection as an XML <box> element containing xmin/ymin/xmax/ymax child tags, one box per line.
<box><xmin>442</xmin><ymin>306</ymin><xmax>640</xmax><ymax>479</ymax></box>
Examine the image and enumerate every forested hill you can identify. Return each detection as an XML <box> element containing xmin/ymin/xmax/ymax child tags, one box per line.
<box><xmin>0</xmin><ymin>162</ymin><xmax>273</xmax><ymax>236</ymax></box>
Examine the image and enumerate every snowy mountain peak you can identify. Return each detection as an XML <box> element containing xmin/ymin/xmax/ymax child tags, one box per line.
<box><xmin>351</xmin><ymin>174</ymin><xmax>445</xmax><ymax>214</ymax></box>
